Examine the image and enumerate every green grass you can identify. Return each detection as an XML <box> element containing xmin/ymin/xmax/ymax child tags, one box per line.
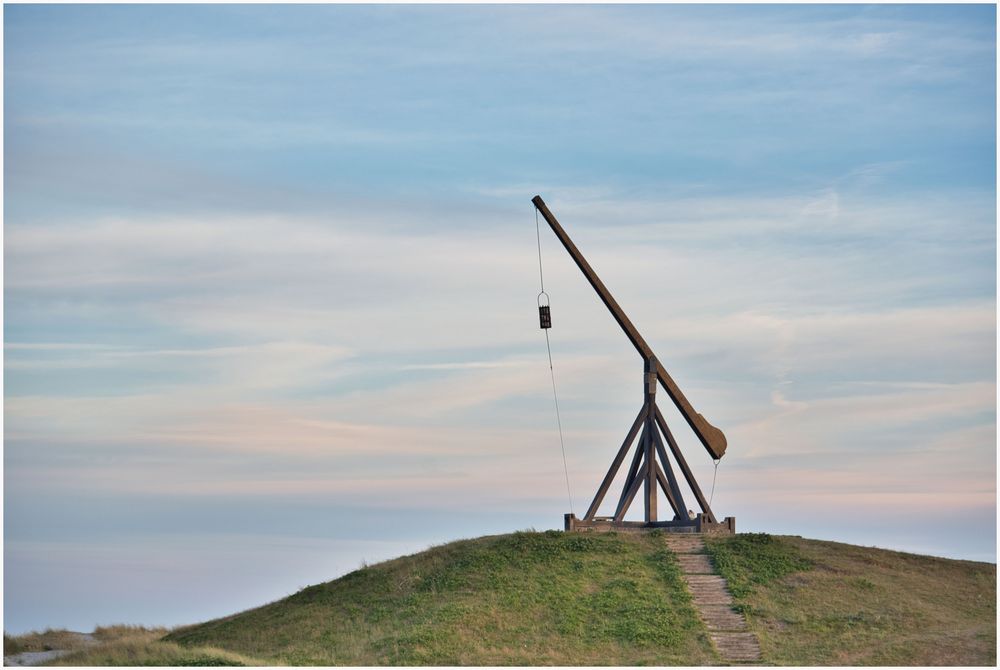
<box><xmin>704</xmin><ymin>532</ymin><xmax>813</xmax><ymax>602</ymax></box>
<box><xmin>166</xmin><ymin>530</ymin><xmax>715</xmax><ymax>666</ymax></box>
<box><xmin>705</xmin><ymin>534</ymin><xmax>996</xmax><ymax>666</ymax></box>
<box><xmin>8</xmin><ymin>531</ymin><xmax>995</xmax><ymax>666</ymax></box>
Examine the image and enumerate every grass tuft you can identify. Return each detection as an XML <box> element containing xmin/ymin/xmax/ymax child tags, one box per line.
<box><xmin>4</xmin><ymin>628</ymin><xmax>92</xmax><ymax>655</ymax></box>
<box><xmin>52</xmin><ymin>638</ymin><xmax>261</xmax><ymax>666</ymax></box>
<box><xmin>705</xmin><ymin>532</ymin><xmax>812</xmax><ymax>599</ymax></box>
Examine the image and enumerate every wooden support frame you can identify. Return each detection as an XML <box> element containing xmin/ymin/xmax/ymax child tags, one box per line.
<box><xmin>531</xmin><ymin>196</ymin><xmax>733</xmax><ymax>534</ymax></box>
<box><xmin>573</xmin><ymin>357</ymin><xmax>724</xmax><ymax>531</ymax></box>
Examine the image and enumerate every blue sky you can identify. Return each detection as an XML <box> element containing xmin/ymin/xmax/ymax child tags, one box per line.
<box><xmin>4</xmin><ymin>4</ymin><xmax>996</xmax><ymax>634</ymax></box>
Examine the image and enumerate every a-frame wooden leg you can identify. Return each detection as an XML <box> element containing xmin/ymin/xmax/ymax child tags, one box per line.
<box><xmin>650</xmin><ymin>420</ymin><xmax>688</xmax><ymax>518</ymax></box>
<box><xmin>616</xmin><ymin>423</ymin><xmax>647</xmax><ymax>517</ymax></box>
<box><xmin>614</xmin><ymin>451</ymin><xmax>646</xmax><ymax>523</ymax></box>
<box><xmin>653</xmin><ymin>460</ymin><xmax>682</xmax><ymax>518</ymax></box>
<box><xmin>584</xmin><ymin>404</ymin><xmax>648</xmax><ymax>520</ymax></box>
<box><xmin>654</xmin><ymin>405</ymin><xmax>717</xmax><ymax>523</ymax></box>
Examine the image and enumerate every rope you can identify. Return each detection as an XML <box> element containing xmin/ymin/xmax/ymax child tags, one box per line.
<box><xmin>536</xmin><ymin>204</ymin><xmax>574</xmax><ymax>515</ymax></box>
<box><xmin>535</xmin><ymin>207</ymin><xmax>545</xmax><ymax>293</ymax></box>
<box><xmin>709</xmin><ymin>458</ymin><xmax>720</xmax><ymax>506</ymax></box>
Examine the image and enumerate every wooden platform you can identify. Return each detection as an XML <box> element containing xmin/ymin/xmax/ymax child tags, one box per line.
<box><xmin>664</xmin><ymin>534</ymin><xmax>762</xmax><ymax>664</ymax></box>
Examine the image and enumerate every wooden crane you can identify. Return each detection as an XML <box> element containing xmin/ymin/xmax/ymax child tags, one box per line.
<box><xmin>533</xmin><ymin>196</ymin><xmax>735</xmax><ymax>533</ymax></box>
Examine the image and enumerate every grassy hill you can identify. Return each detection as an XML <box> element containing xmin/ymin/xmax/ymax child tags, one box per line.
<box><xmin>7</xmin><ymin>531</ymin><xmax>996</xmax><ymax>666</ymax></box>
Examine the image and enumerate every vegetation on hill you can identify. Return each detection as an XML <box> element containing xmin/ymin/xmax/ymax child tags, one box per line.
<box><xmin>166</xmin><ymin>530</ymin><xmax>715</xmax><ymax>665</ymax></box>
<box><xmin>3</xmin><ymin>628</ymin><xmax>92</xmax><ymax>656</ymax></box>
<box><xmin>6</xmin><ymin>531</ymin><xmax>996</xmax><ymax>666</ymax></box>
<box><xmin>705</xmin><ymin>534</ymin><xmax>996</xmax><ymax>666</ymax></box>
<box><xmin>4</xmin><ymin>626</ymin><xmax>263</xmax><ymax>667</ymax></box>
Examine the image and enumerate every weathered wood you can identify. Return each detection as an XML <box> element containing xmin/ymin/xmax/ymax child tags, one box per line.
<box><xmin>665</xmin><ymin>532</ymin><xmax>763</xmax><ymax>663</ymax></box>
<box><xmin>643</xmin><ymin>426</ymin><xmax>657</xmax><ymax>523</ymax></box>
<box><xmin>614</xmin><ymin>455</ymin><xmax>646</xmax><ymax>523</ymax></box>
<box><xmin>709</xmin><ymin>632</ymin><xmax>762</xmax><ymax>662</ymax></box>
<box><xmin>616</xmin><ymin>425</ymin><xmax>647</xmax><ymax>517</ymax></box>
<box><xmin>655</xmin><ymin>405</ymin><xmax>717</xmax><ymax>524</ymax></box>
<box><xmin>664</xmin><ymin>535</ymin><xmax>707</xmax><ymax>553</ymax></box>
<box><xmin>651</xmin><ymin>424</ymin><xmax>688</xmax><ymax>518</ymax></box>
<box><xmin>532</xmin><ymin>195</ymin><xmax>727</xmax><ymax>460</ymax></box>
<box><xmin>676</xmin><ymin>553</ymin><xmax>714</xmax><ymax>574</ymax></box>
<box><xmin>566</xmin><ymin>518</ymin><xmax>699</xmax><ymax>531</ymax></box>
<box><xmin>654</xmin><ymin>461</ymin><xmax>682</xmax><ymax>517</ymax></box>
<box><xmin>583</xmin><ymin>404</ymin><xmax>648</xmax><ymax>520</ymax></box>
<box><xmin>643</xmin><ymin>360</ymin><xmax>657</xmax><ymax>523</ymax></box>
<box><xmin>698</xmin><ymin>604</ymin><xmax>748</xmax><ymax>631</ymax></box>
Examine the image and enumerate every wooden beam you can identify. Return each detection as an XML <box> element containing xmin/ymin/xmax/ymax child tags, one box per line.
<box><xmin>532</xmin><ymin>195</ymin><xmax>727</xmax><ymax>460</ymax></box>
<box><xmin>654</xmin><ymin>460</ymin><xmax>682</xmax><ymax>517</ymax></box>
<box><xmin>644</xmin><ymin>414</ymin><xmax>657</xmax><ymax>523</ymax></box>
<box><xmin>654</xmin><ymin>405</ymin><xmax>717</xmax><ymax>523</ymax></box>
<box><xmin>584</xmin><ymin>404</ymin><xmax>648</xmax><ymax>520</ymax></box>
<box><xmin>616</xmin><ymin>425</ymin><xmax>646</xmax><ymax>517</ymax></box>
<box><xmin>650</xmin><ymin>418</ymin><xmax>688</xmax><ymax>518</ymax></box>
<box><xmin>614</xmin><ymin>453</ymin><xmax>646</xmax><ymax>523</ymax></box>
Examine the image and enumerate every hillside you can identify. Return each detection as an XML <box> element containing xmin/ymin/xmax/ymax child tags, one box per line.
<box><xmin>162</xmin><ymin>531</ymin><xmax>994</xmax><ymax>666</ymax></box>
<box><xmin>8</xmin><ymin>531</ymin><xmax>995</xmax><ymax>666</ymax></box>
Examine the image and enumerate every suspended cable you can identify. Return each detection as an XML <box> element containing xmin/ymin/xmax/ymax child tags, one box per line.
<box><xmin>536</xmin><ymin>204</ymin><xmax>573</xmax><ymax>516</ymax></box>
<box><xmin>709</xmin><ymin>458</ymin><xmax>721</xmax><ymax>506</ymax></box>
<box><xmin>535</xmin><ymin>207</ymin><xmax>545</xmax><ymax>293</ymax></box>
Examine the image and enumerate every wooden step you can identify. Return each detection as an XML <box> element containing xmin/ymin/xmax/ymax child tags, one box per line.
<box><xmin>698</xmin><ymin>604</ymin><xmax>748</xmax><ymax>631</ymax></box>
<box><xmin>664</xmin><ymin>534</ymin><xmax>763</xmax><ymax>663</ymax></box>
<box><xmin>710</xmin><ymin>632</ymin><xmax>762</xmax><ymax>663</ymax></box>
<box><xmin>664</xmin><ymin>540</ymin><xmax>706</xmax><ymax>554</ymax></box>
<box><xmin>682</xmin><ymin>574</ymin><xmax>728</xmax><ymax>587</ymax></box>
<box><xmin>676</xmin><ymin>553</ymin><xmax>714</xmax><ymax>573</ymax></box>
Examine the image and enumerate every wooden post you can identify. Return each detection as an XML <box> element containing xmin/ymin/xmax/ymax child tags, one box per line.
<box><xmin>651</xmin><ymin>424</ymin><xmax>688</xmax><ymax>519</ymax></box>
<box><xmin>644</xmin><ymin>358</ymin><xmax>658</xmax><ymax>523</ymax></box>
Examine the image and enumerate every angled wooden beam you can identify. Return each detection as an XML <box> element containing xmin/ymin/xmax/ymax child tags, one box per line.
<box><xmin>654</xmin><ymin>460</ymin><xmax>682</xmax><ymax>517</ymax></box>
<box><xmin>584</xmin><ymin>404</ymin><xmax>648</xmax><ymax>520</ymax></box>
<box><xmin>650</xmin><ymin>420</ymin><xmax>688</xmax><ymax>517</ymax></box>
<box><xmin>654</xmin><ymin>405</ymin><xmax>717</xmax><ymax>523</ymax></box>
<box><xmin>616</xmin><ymin>424</ymin><xmax>647</xmax><ymax>516</ymax></box>
<box><xmin>614</xmin><ymin>452</ymin><xmax>646</xmax><ymax>523</ymax></box>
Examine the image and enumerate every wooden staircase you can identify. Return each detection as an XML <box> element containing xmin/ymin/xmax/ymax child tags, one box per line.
<box><xmin>665</xmin><ymin>535</ymin><xmax>763</xmax><ymax>664</ymax></box>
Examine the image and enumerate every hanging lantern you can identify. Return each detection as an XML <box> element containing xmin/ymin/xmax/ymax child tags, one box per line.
<box><xmin>537</xmin><ymin>292</ymin><xmax>551</xmax><ymax>329</ymax></box>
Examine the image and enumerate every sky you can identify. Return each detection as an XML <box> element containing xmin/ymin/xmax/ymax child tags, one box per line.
<box><xmin>3</xmin><ymin>3</ymin><xmax>996</xmax><ymax>634</ymax></box>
